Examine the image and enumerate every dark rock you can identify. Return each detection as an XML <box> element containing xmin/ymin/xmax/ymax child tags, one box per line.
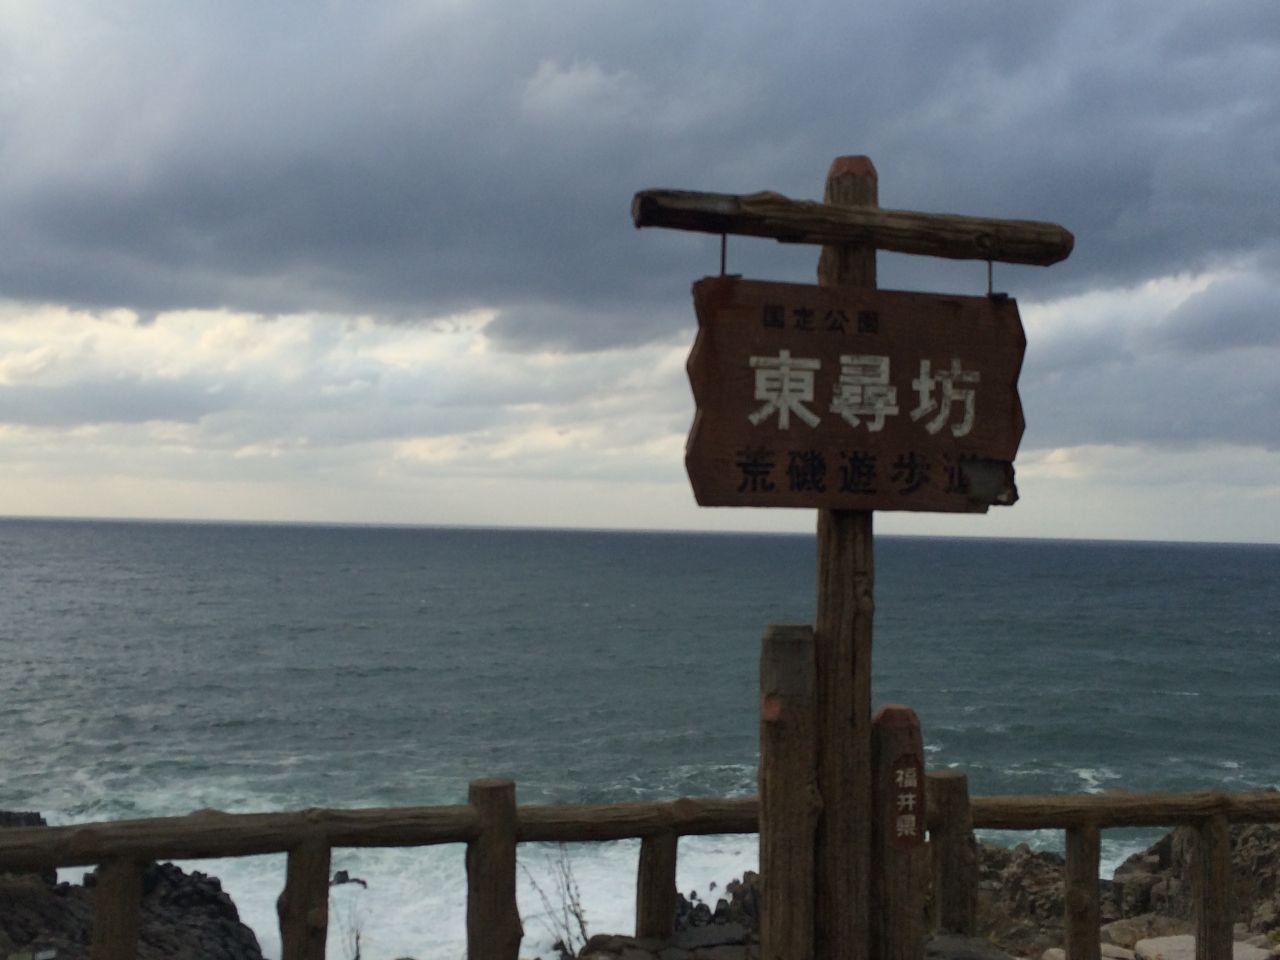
<box><xmin>974</xmin><ymin>839</ymin><xmax>1079</xmax><ymax>956</ymax></box>
<box><xmin>1107</xmin><ymin>822</ymin><xmax>1280</xmax><ymax>934</ymax></box>
<box><xmin>330</xmin><ymin>869</ymin><xmax>367</xmax><ymax>889</ymax></box>
<box><xmin>675</xmin><ymin>872</ymin><xmax>757</xmax><ymax>934</ymax></box>
<box><xmin>925</xmin><ymin>933</ymin><xmax>1022</xmax><ymax>960</ymax></box>
<box><xmin>0</xmin><ymin>812</ymin><xmax>46</xmax><ymax>829</ymax></box>
<box><xmin>582</xmin><ymin>933</ymin><xmax>640</xmax><ymax>955</ymax></box>
<box><xmin>2</xmin><ymin>809</ymin><xmax>262</xmax><ymax>959</ymax></box>
<box><xmin>0</xmin><ymin>811</ymin><xmax>58</xmax><ymax>886</ymax></box>
<box><xmin>0</xmin><ymin>862</ymin><xmax>264</xmax><ymax>960</ymax></box>
<box><xmin>582</xmin><ymin>815</ymin><xmax>1280</xmax><ymax>960</ymax></box>
<box><xmin>673</xmin><ymin>923</ymin><xmax>747</xmax><ymax>950</ymax></box>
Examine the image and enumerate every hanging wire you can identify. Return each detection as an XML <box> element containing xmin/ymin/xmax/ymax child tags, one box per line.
<box><xmin>987</xmin><ymin>260</ymin><xmax>993</xmax><ymax>297</ymax></box>
<box><xmin>720</xmin><ymin>234</ymin><xmax>727</xmax><ymax>276</ymax></box>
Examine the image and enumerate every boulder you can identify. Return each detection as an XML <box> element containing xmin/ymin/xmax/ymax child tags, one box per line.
<box><xmin>673</xmin><ymin>924</ymin><xmax>748</xmax><ymax>950</ymax></box>
<box><xmin>1042</xmin><ymin>942</ymin><xmax>1135</xmax><ymax>960</ymax></box>
<box><xmin>578</xmin><ymin>934</ymin><xmax>757</xmax><ymax>960</ymax></box>
<box><xmin>924</xmin><ymin>933</ymin><xmax>1022</xmax><ymax>960</ymax></box>
<box><xmin>1102</xmin><ymin>945</ymin><xmax>1136</xmax><ymax>960</ymax></box>
<box><xmin>1102</xmin><ymin>915</ymin><xmax>1194</xmax><ymax>948</ymax></box>
<box><xmin>1134</xmin><ymin>936</ymin><xmax>1273</xmax><ymax>960</ymax></box>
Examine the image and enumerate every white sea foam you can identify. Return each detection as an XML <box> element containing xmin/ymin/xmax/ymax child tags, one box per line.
<box><xmin>161</xmin><ymin>836</ymin><xmax>760</xmax><ymax>960</ymax></box>
<box><xmin>1072</xmin><ymin>767</ymin><xmax>1121</xmax><ymax>793</ymax></box>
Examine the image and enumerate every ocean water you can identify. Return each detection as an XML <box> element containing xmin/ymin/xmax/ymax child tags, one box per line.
<box><xmin>1</xmin><ymin>519</ymin><xmax>1279</xmax><ymax>960</ymax></box>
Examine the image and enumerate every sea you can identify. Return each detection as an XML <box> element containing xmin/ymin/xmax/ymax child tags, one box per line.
<box><xmin>2</xmin><ymin>518</ymin><xmax>1279</xmax><ymax>960</ymax></box>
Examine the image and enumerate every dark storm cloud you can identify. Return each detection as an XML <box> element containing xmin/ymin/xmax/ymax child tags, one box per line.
<box><xmin>0</xmin><ymin>0</ymin><xmax>1277</xmax><ymax>350</ymax></box>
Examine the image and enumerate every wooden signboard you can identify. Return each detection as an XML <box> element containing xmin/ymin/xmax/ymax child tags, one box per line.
<box><xmin>686</xmin><ymin>275</ymin><xmax>1025</xmax><ymax>512</ymax></box>
<box><xmin>886</xmin><ymin>754</ymin><xmax>924</xmax><ymax>851</ymax></box>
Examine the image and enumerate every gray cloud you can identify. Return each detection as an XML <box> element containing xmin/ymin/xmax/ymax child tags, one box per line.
<box><xmin>1022</xmin><ymin>347</ymin><xmax>1280</xmax><ymax>448</ymax></box>
<box><xmin>1150</xmin><ymin>275</ymin><xmax>1280</xmax><ymax>352</ymax></box>
<box><xmin>1022</xmin><ymin>269</ymin><xmax>1280</xmax><ymax>448</ymax></box>
<box><xmin>0</xmin><ymin>378</ymin><xmax>232</xmax><ymax>428</ymax></box>
<box><xmin>0</xmin><ymin>0</ymin><xmax>1275</xmax><ymax>352</ymax></box>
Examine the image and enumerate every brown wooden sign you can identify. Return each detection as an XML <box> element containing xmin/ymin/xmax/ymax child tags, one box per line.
<box><xmin>686</xmin><ymin>275</ymin><xmax>1026</xmax><ymax>512</ymax></box>
<box><xmin>886</xmin><ymin>754</ymin><xmax>925</xmax><ymax>851</ymax></box>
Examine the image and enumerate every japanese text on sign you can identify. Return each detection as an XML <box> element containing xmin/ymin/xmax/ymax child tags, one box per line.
<box><xmin>889</xmin><ymin>755</ymin><xmax>924</xmax><ymax>850</ymax></box>
<box><xmin>685</xmin><ymin>276</ymin><xmax>1026</xmax><ymax>513</ymax></box>
<box><xmin>748</xmin><ymin>349</ymin><xmax>979</xmax><ymax>437</ymax></box>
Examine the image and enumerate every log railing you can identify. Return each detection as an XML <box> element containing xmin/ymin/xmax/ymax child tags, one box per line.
<box><xmin>0</xmin><ymin>791</ymin><xmax>755</xmax><ymax>960</ymax></box>
<box><xmin>3</xmin><ymin>785</ymin><xmax>1276</xmax><ymax>960</ymax></box>
<box><xmin>931</xmin><ymin>783</ymin><xmax>1280</xmax><ymax>960</ymax></box>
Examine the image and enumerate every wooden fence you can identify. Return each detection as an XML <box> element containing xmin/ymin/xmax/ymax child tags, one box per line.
<box><xmin>2</xmin><ymin>782</ymin><xmax>1277</xmax><ymax>960</ymax></box>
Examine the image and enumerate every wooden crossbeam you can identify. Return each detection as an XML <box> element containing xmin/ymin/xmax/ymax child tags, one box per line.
<box><xmin>632</xmin><ymin>189</ymin><xmax>1073</xmax><ymax>266</ymax></box>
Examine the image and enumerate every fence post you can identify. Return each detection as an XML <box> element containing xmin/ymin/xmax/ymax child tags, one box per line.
<box><xmin>759</xmin><ymin>624</ymin><xmax>818</xmax><ymax>960</ymax></box>
<box><xmin>1194</xmin><ymin>813</ymin><xmax>1232</xmax><ymax>960</ymax></box>
<box><xmin>91</xmin><ymin>858</ymin><xmax>144</xmax><ymax>960</ymax></box>
<box><xmin>278</xmin><ymin>836</ymin><xmax>330</xmax><ymax>960</ymax></box>
<box><xmin>814</xmin><ymin>155</ymin><xmax>878</xmax><ymax>960</ymax></box>
<box><xmin>1064</xmin><ymin>825</ymin><xmax>1101</xmax><ymax>960</ymax></box>
<box><xmin>468</xmin><ymin>778</ymin><xmax>522</xmax><ymax>960</ymax></box>
<box><xmin>636</xmin><ymin>830</ymin><xmax>679</xmax><ymax>939</ymax></box>
<box><xmin>925</xmin><ymin>770</ymin><xmax>977</xmax><ymax>935</ymax></box>
<box><xmin>871</xmin><ymin>705</ymin><xmax>925</xmax><ymax>960</ymax></box>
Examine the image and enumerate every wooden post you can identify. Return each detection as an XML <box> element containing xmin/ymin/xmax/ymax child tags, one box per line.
<box><xmin>759</xmin><ymin>624</ymin><xmax>819</xmax><ymax>960</ymax></box>
<box><xmin>277</xmin><ymin>836</ymin><xmax>331</xmax><ymax>960</ymax></box>
<box><xmin>925</xmin><ymin>770</ymin><xmax>977</xmax><ymax>935</ymax></box>
<box><xmin>1194</xmin><ymin>814</ymin><xmax>1232</xmax><ymax>960</ymax></box>
<box><xmin>91</xmin><ymin>858</ymin><xmax>144</xmax><ymax>960</ymax></box>
<box><xmin>1064</xmin><ymin>825</ymin><xmax>1101</xmax><ymax>960</ymax></box>
<box><xmin>871</xmin><ymin>705</ymin><xmax>926</xmax><ymax>960</ymax></box>
<box><xmin>813</xmin><ymin>154</ymin><xmax>878</xmax><ymax>960</ymax></box>
<box><xmin>467</xmin><ymin>778</ymin><xmax>523</xmax><ymax>960</ymax></box>
<box><xmin>635</xmin><ymin>830</ymin><xmax>679</xmax><ymax>940</ymax></box>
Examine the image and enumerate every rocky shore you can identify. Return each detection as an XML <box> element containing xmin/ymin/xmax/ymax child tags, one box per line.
<box><xmin>9</xmin><ymin>811</ymin><xmax>1280</xmax><ymax>960</ymax></box>
<box><xmin>581</xmin><ymin>824</ymin><xmax>1280</xmax><ymax>960</ymax></box>
<box><xmin>974</xmin><ymin>823</ymin><xmax>1280</xmax><ymax>958</ymax></box>
<box><xmin>0</xmin><ymin>812</ymin><xmax>263</xmax><ymax>960</ymax></box>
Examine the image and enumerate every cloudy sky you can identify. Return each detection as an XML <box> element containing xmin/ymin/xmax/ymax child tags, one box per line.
<box><xmin>0</xmin><ymin>0</ymin><xmax>1277</xmax><ymax>541</ymax></box>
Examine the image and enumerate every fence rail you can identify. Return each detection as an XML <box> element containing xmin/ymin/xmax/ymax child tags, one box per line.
<box><xmin>2</xmin><ymin>784</ymin><xmax>1275</xmax><ymax>960</ymax></box>
<box><xmin>968</xmin><ymin>790</ymin><xmax>1280</xmax><ymax>830</ymax></box>
<box><xmin>0</xmin><ymin>797</ymin><xmax>756</xmax><ymax>871</ymax></box>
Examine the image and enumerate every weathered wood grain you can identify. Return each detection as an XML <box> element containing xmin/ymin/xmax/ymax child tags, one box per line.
<box><xmin>467</xmin><ymin>779</ymin><xmax>522</xmax><ymax>960</ymax></box>
<box><xmin>517</xmin><ymin>797</ymin><xmax>758</xmax><ymax>841</ymax></box>
<box><xmin>632</xmin><ymin>189</ymin><xmax>1074</xmax><ymax>266</ymax></box>
<box><xmin>759</xmin><ymin>625</ymin><xmax>819</xmax><ymax>960</ymax></box>
<box><xmin>1195</xmin><ymin>814</ymin><xmax>1232</xmax><ymax>960</ymax></box>
<box><xmin>90</xmin><ymin>858</ymin><xmax>144</xmax><ymax>960</ymax></box>
<box><xmin>0</xmin><ymin>806</ymin><xmax>480</xmax><ymax>870</ymax></box>
<box><xmin>871</xmin><ymin>705</ymin><xmax>926</xmax><ymax>960</ymax></box>
<box><xmin>970</xmin><ymin>791</ymin><xmax>1280</xmax><ymax>829</ymax></box>
<box><xmin>0</xmin><ymin>799</ymin><xmax>761</xmax><ymax>872</ymax></box>
<box><xmin>925</xmin><ymin>770</ymin><xmax>977</xmax><ymax>936</ymax></box>
<box><xmin>635</xmin><ymin>831</ymin><xmax>679</xmax><ymax>940</ymax></box>
<box><xmin>813</xmin><ymin>155</ymin><xmax>876</xmax><ymax>960</ymax></box>
<box><xmin>277</xmin><ymin>838</ymin><xmax>330</xmax><ymax>960</ymax></box>
<box><xmin>1064</xmin><ymin>825</ymin><xmax>1101</xmax><ymax>960</ymax></box>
